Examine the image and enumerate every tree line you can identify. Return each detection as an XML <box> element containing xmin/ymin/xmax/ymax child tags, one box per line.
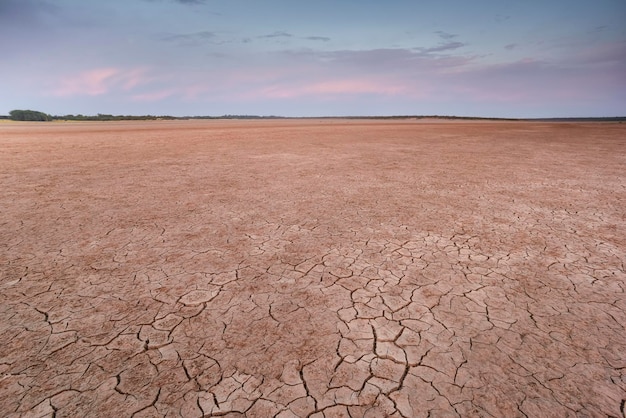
<box><xmin>4</xmin><ymin>110</ymin><xmax>282</xmax><ymax>121</ymax></box>
<box><xmin>4</xmin><ymin>109</ymin><xmax>624</xmax><ymax>122</ymax></box>
<box><xmin>5</xmin><ymin>110</ymin><xmax>178</xmax><ymax>121</ymax></box>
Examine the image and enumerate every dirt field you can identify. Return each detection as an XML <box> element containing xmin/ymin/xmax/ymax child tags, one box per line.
<box><xmin>1</xmin><ymin>119</ymin><xmax>625</xmax><ymax>417</ymax></box>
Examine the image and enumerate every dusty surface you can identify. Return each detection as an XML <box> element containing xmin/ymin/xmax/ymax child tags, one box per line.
<box><xmin>1</xmin><ymin>119</ymin><xmax>625</xmax><ymax>417</ymax></box>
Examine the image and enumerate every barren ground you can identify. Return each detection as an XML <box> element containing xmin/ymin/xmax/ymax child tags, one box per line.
<box><xmin>1</xmin><ymin>119</ymin><xmax>625</xmax><ymax>417</ymax></box>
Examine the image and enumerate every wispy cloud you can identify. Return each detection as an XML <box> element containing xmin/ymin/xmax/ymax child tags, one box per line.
<box><xmin>257</xmin><ymin>78</ymin><xmax>406</xmax><ymax>99</ymax></box>
<box><xmin>565</xmin><ymin>40</ymin><xmax>626</xmax><ymax>65</ymax></box>
<box><xmin>504</xmin><ymin>43</ymin><xmax>517</xmax><ymax>50</ymax></box>
<box><xmin>435</xmin><ymin>31</ymin><xmax>458</xmax><ymax>40</ymax></box>
<box><xmin>160</xmin><ymin>30</ymin><xmax>217</xmax><ymax>45</ymax></box>
<box><xmin>304</xmin><ymin>36</ymin><xmax>331</xmax><ymax>42</ymax></box>
<box><xmin>420</xmin><ymin>41</ymin><xmax>466</xmax><ymax>53</ymax></box>
<box><xmin>52</xmin><ymin>68</ymin><xmax>119</xmax><ymax>96</ymax></box>
<box><xmin>258</xmin><ymin>32</ymin><xmax>330</xmax><ymax>43</ymax></box>
<box><xmin>410</xmin><ymin>32</ymin><xmax>467</xmax><ymax>54</ymax></box>
<box><xmin>441</xmin><ymin>55</ymin><xmax>625</xmax><ymax>106</ymax></box>
<box><xmin>495</xmin><ymin>14</ymin><xmax>511</xmax><ymax>23</ymax></box>
<box><xmin>51</xmin><ymin>67</ymin><xmax>152</xmax><ymax>97</ymax></box>
<box><xmin>589</xmin><ymin>25</ymin><xmax>608</xmax><ymax>34</ymax></box>
<box><xmin>258</xmin><ymin>31</ymin><xmax>293</xmax><ymax>39</ymax></box>
<box><xmin>279</xmin><ymin>48</ymin><xmax>475</xmax><ymax>72</ymax></box>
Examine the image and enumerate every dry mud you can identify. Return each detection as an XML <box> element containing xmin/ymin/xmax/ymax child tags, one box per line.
<box><xmin>1</xmin><ymin>119</ymin><xmax>625</xmax><ymax>417</ymax></box>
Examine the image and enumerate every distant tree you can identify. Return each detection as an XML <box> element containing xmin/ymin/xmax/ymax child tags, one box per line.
<box><xmin>9</xmin><ymin>109</ymin><xmax>52</xmax><ymax>121</ymax></box>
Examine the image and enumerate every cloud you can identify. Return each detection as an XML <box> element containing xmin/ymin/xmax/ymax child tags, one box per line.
<box><xmin>53</xmin><ymin>68</ymin><xmax>120</xmax><ymax>96</ymax></box>
<box><xmin>278</xmin><ymin>47</ymin><xmax>474</xmax><ymax>73</ymax></box>
<box><xmin>440</xmin><ymin>56</ymin><xmax>624</xmax><ymax>105</ymax></box>
<box><xmin>411</xmin><ymin>33</ymin><xmax>466</xmax><ymax>55</ymax></box>
<box><xmin>589</xmin><ymin>25</ymin><xmax>608</xmax><ymax>33</ymax></box>
<box><xmin>258</xmin><ymin>32</ymin><xmax>330</xmax><ymax>43</ymax></box>
<box><xmin>160</xmin><ymin>31</ymin><xmax>217</xmax><ymax>44</ymax></box>
<box><xmin>566</xmin><ymin>40</ymin><xmax>626</xmax><ymax>65</ymax></box>
<box><xmin>304</xmin><ymin>36</ymin><xmax>331</xmax><ymax>42</ymax></box>
<box><xmin>435</xmin><ymin>31</ymin><xmax>458</xmax><ymax>40</ymax></box>
<box><xmin>252</xmin><ymin>78</ymin><xmax>408</xmax><ymax>100</ymax></box>
<box><xmin>264</xmin><ymin>44</ymin><xmax>621</xmax><ymax>105</ymax></box>
<box><xmin>51</xmin><ymin>68</ymin><xmax>152</xmax><ymax>97</ymax></box>
<box><xmin>505</xmin><ymin>43</ymin><xmax>517</xmax><ymax>50</ymax></box>
<box><xmin>495</xmin><ymin>14</ymin><xmax>511</xmax><ymax>23</ymax></box>
<box><xmin>421</xmin><ymin>41</ymin><xmax>466</xmax><ymax>53</ymax></box>
<box><xmin>258</xmin><ymin>31</ymin><xmax>293</xmax><ymax>39</ymax></box>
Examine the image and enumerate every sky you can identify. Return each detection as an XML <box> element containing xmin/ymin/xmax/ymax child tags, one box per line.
<box><xmin>1</xmin><ymin>0</ymin><xmax>625</xmax><ymax>117</ymax></box>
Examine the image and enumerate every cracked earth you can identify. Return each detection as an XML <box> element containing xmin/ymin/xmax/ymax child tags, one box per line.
<box><xmin>1</xmin><ymin>119</ymin><xmax>625</xmax><ymax>417</ymax></box>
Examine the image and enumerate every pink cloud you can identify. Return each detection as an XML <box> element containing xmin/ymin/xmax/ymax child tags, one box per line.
<box><xmin>51</xmin><ymin>67</ymin><xmax>152</xmax><ymax>97</ymax></box>
<box><xmin>434</xmin><ymin>54</ymin><xmax>625</xmax><ymax>105</ymax></box>
<box><xmin>121</xmin><ymin>68</ymin><xmax>151</xmax><ymax>91</ymax></box>
<box><xmin>52</xmin><ymin>68</ymin><xmax>119</xmax><ymax>96</ymax></box>
<box><xmin>255</xmin><ymin>78</ymin><xmax>407</xmax><ymax>99</ymax></box>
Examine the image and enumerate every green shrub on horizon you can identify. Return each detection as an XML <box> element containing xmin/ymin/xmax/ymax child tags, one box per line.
<box><xmin>9</xmin><ymin>109</ymin><xmax>52</xmax><ymax>122</ymax></box>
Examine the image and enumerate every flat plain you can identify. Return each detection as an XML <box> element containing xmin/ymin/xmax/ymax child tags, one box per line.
<box><xmin>1</xmin><ymin>119</ymin><xmax>625</xmax><ymax>417</ymax></box>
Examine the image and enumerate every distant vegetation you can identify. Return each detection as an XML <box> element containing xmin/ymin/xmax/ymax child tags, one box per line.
<box><xmin>4</xmin><ymin>111</ymin><xmax>284</xmax><ymax>121</ymax></box>
<box><xmin>2</xmin><ymin>109</ymin><xmax>625</xmax><ymax>122</ymax></box>
<box><xmin>56</xmin><ymin>113</ymin><xmax>177</xmax><ymax>121</ymax></box>
<box><xmin>9</xmin><ymin>109</ymin><xmax>53</xmax><ymax>121</ymax></box>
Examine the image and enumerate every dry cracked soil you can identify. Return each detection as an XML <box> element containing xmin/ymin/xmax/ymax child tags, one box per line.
<box><xmin>0</xmin><ymin>119</ymin><xmax>625</xmax><ymax>417</ymax></box>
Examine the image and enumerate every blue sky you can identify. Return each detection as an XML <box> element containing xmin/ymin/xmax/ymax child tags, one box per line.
<box><xmin>1</xmin><ymin>0</ymin><xmax>625</xmax><ymax>117</ymax></box>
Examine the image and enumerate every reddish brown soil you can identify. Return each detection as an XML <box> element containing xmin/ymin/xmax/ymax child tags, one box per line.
<box><xmin>1</xmin><ymin>120</ymin><xmax>625</xmax><ymax>417</ymax></box>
